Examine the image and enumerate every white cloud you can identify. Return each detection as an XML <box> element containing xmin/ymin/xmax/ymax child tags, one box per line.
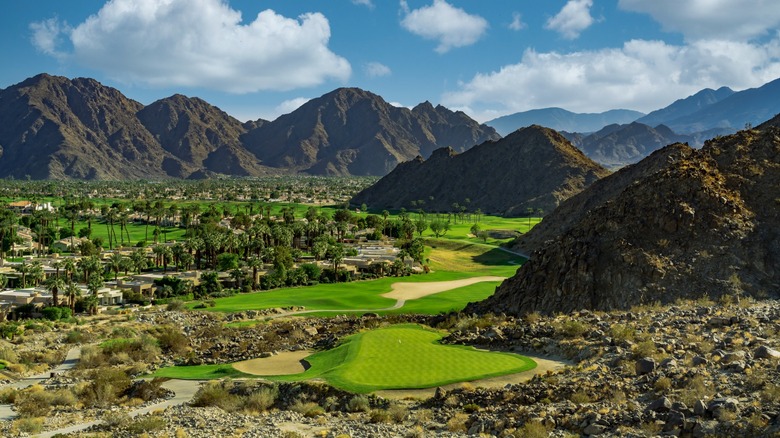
<box><xmin>29</xmin><ymin>17</ymin><xmax>69</xmax><ymax>56</ymax></box>
<box><xmin>545</xmin><ymin>0</ymin><xmax>594</xmax><ymax>40</ymax></box>
<box><xmin>442</xmin><ymin>37</ymin><xmax>780</xmax><ymax>122</ymax></box>
<box><xmin>509</xmin><ymin>12</ymin><xmax>526</xmax><ymax>31</ymax></box>
<box><xmin>275</xmin><ymin>97</ymin><xmax>312</xmax><ymax>116</ymax></box>
<box><xmin>352</xmin><ymin>0</ymin><xmax>374</xmax><ymax>8</ymax></box>
<box><xmin>364</xmin><ymin>62</ymin><xmax>391</xmax><ymax>77</ymax></box>
<box><xmin>400</xmin><ymin>0</ymin><xmax>488</xmax><ymax>53</ymax></box>
<box><xmin>30</xmin><ymin>0</ymin><xmax>351</xmax><ymax>93</ymax></box>
<box><xmin>619</xmin><ymin>0</ymin><xmax>780</xmax><ymax>41</ymax></box>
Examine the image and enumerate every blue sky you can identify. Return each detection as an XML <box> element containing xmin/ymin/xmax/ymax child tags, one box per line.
<box><xmin>3</xmin><ymin>0</ymin><xmax>780</xmax><ymax>122</ymax></box>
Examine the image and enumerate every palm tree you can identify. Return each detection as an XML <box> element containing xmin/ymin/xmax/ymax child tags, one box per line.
<box><xmin>65</xmin><ymin>281</ymin><xmax>81</xmax><ymax>312</ymax></box>
<box><xmin>45</xmin><ymin>275</ymin><xmax>66</xmax><ymax>307</ymax></box>
<box><xmin>13</xmin><ymin>261</ymin><xmax>33</xmax><ymax>288</ymax></box>
<box><xmin>246</xmin><ymin>255</ymin><xmax>263</xmax><ymax>290</ymax></box>
<box><xmin>107</xmin><ymin>252</ymin><xmax>123</xmax><ymax>281</ymax></box>
<box><xmin>130</xmin><ymin>248</ymin><xmax>148</xmax><ymax>273</ymax></box>
<box><xmin>61</xmin><ymin>258</ymin><xmax>76</xmax><ymax>282</ymax></box>
<box><xmin>87</xmin><ymin>273</ymin><xmax>104</xmax><ymax>312</ymax></box>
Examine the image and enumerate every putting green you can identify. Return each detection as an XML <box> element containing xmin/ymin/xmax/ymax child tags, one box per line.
<box><xmin>274</xmin><ymin>324</ymin><xmax>536</xmax><ymax>393</ymax></box>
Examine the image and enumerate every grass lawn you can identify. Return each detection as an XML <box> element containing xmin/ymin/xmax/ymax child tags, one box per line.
<box><xmin>149</xmin><ymin>363</ymin><xmax>251</xmax><ymax>380</ymax></box>
<box><xmin>195</xmin><ymin>240</ymin><xmax>523</xmax><ymax>315</ymax></box>
<box><xmin>381</xmin><ymin>281</ymin><xmax>503</xmax><ymax>315</ymax></box>
<box><xmin>273</xmin><ymin>324</ymin><xmax>536</xmax><ymax>393</ymax></box>
<box><xmin>150</xmin><ymin>324</ymin><xmax>536</xmax><ymax>393</ymax></box>
<box><xmin>65</xmin><ymin>219</ymin><xmax>186</xmax><ymax>248</ymax></box>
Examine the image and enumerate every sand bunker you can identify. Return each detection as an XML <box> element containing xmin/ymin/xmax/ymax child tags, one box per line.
<box><xmin>232</xmin><ymin>350</ymin><xmax>311</xmax><ymax>376</ymax></box>
<box><xmin>381</xmin><ymin>276</ymin><xmax>505</xmax><ymax>302</ymax></box>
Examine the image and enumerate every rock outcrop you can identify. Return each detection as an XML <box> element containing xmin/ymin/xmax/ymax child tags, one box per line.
<box><xmin>471</xmin><ymin>118</ymin><xmax>780</xmax><ymax>315</ymax></box>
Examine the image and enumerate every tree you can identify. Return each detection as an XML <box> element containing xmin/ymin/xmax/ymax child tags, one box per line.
<box><xmin>429</xmin><ymin>219</ymin><xmax>450</xmax><ymax>238</ymax></box>
<box><xmin>216</xmin><ymin>252</ymin><xmax>240</xmax><ymax>272</ymax></box>
<box><xmin>470</xmin><ymin>223</ymin><xmax>481</xmax><ymax>237</ymax></box>
<box><xmin>45</xmin><ymin>275</ymin><xmax>66</xmax><ymax>307</ymax></box>
<box><xmin>326</xmin><ymin>243</ymin><xmax>345</xmax><ymax>276</ymax></box>
<box><xmin>414</xmin><ymin>217</ymin><xmax>428</xmax><ymax>237</ymax></box>
<box><xmin>65</xmin><ymin>281</ymin><xmax>81</xmax><ymax>312</ymax></box>
<box><xmin>107</xmin><ymin>252</ymin><xmax>124</xmax><ymax>281</ymax></box>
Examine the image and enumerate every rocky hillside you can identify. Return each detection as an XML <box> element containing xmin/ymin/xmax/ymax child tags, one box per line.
<box><xmin>0</xmin><ymin>74</ymin><xmax>179</xmax><ymax>179</ymax></box>
<box><xmin>564</xmin><ymin>122</ymin><xmax>693</xmax><ymax>168</ymax></box>
<box><xmin>471</xmin><ymin>118</ymin><xmax>780</xmax><ymax>315</ymax></box>
<box><xmin>241</xmin><ymin>88</ymin><xmax>499</xmax><ymax>176</ymax></box>
<box><xmin>350</xmin><ymin>125</ymin><xmax>609</xmax><ymax>216</ymax></box>
<box><xmin>0</xmin><ymin>74</ymin><xmax>497</xmax><ymax>179</ymax></box>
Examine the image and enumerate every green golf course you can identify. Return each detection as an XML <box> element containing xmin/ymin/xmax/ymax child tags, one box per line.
<box><xmin>150</xmin><ymin>324</ymin><xmax>536</xmax><ymax>393</ymax></box>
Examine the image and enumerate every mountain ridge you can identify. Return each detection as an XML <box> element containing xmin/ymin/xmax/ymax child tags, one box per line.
<box><xmin>350</xmin><ymin>125</ymin><xmax>610</xmax><ymax>216</ymax></box>
<box><xmin>0</xmin><ymin>75</ymin><xmax>498</xmax><ymax>179</ymax></box>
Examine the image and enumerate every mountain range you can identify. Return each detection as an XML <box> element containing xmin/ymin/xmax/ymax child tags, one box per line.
<box><xmin>350</xmin><ymin>125</ymin><xmax>609</xmax><ymax>216</ymax></box>
<box><xmin>486</xmin><ymin>79</ymin><xmax>780</xmax><ymax>168</ymax></box>
<box><xmin>0</xmin><ymin>74</ymin><xmax>498</xmax><ymax>180</ymax></box>
<box><xmin>2</xmin><ymin>72</ymin><xmax>780</xmax><ymax>180</ymax></box>
<box><xmin>468</xmin><ymin>114</ymin><xmax>780</xmax><ymax>315</ymax></box>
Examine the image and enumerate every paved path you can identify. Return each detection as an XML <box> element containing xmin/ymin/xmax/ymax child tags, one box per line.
<box><xmin>0</xmin><ymin>346</ymin><xmax>82</xmax><ymax>421</ymax></box>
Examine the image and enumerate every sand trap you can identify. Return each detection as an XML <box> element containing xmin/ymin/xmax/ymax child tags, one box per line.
<box><xmin>374</xmin><ymin>354</ymin><xmax>569</xmax><ymax>400</ymax></box>
<box><xmin>232</xmin><ymin>350</ymin><xmax>311</xmax><ymax>376</ymax></box>
<box><xmin>381</xmin><ymin>276</ymin><xmax>505</xmax><ymax>301</ymax></box>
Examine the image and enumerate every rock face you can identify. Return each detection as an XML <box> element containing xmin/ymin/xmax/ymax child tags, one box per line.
<box><xmin>242</xmin><ymin>88</ymin><xmax>499</xmax><ymax>176</ymax></box>
<box><xmin>0</xmin><ymin>73</ymin><xmax>179</xmax><ymax>179</ymax></box>
<box><xmin>0</xmin><ymin>74</ymin><xmax>498</xmax><ymax>179</ymax></box>
<box><xmin>470</xmin><ymin>118</ymin><xmax>780</xmax><ymax>315</ymax></box>
<box><xmin>350</xmin><ymin>125</ymin><xmax>610</xmax><ymax>216</ymax></box>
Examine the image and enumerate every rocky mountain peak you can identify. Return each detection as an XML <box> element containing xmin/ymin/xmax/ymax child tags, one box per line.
<box><xmin>469</xmin><ymin>122</ymin><xmax>780</xmax><ymax>316</ymax></box>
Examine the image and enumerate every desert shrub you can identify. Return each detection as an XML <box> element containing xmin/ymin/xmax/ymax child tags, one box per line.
<box><xmin>100</xmin><ymin>335</ymin><xmax>161</xmax><ymax>364</ymax></box>
<box><xmin>609</xmin><ymin>323</ymin><xmax>636</xmax><ymax>342</ymax></box>
<box><xmin>369</xmin><ymin>408</ymin><xmax>392</xmax><ymax>423</ymax></box>
<box><xmin>761</xmin><ymin>383</ymin><xmax>780</xmax><ymax>403</ymax></box>
<box><xmin>446</xmin><ymin>412</ymin><xmax>470</xmax><ymax>432</ymax></box>
<box><xmin>290</xmin><ymin>400</ymin><xmax>324</xmax><ymax>417</ymax></box>
<box><xmin>166</xmin><ymin>299</ymin><xmax>186</xmax><ymax>311</ymax></box>
<box><xmin>555</xmin><ymin>320</ymin><xmax>587</xmax><ymax>338</ymax></box>
<box><xmin>14</xmin><ymin>387</ymin><xmax>52</xmax><ymax>417</ymax></box>
<box><xmin>0</xmin><ymin>386</ymin><xmax>18</xmax><ymax>403</ymax></box>
<box><xmin>243</xmin><ymin>386</ymin><xmax>278</xmax><ymax>413</ymax></box>
<box><xmin>78</xmin><ymin>367</ymin><xmax>132</xmax><ymax>407</ymax></box>
<box><xmin>346</xmin><ymin>394</ymin><xmax>370</xmax><ymax>412</ymax></box>
<box><xmin>123</xmin><ymin>378</ymin><xmax>168</xmax><ymax>402</ymax></box>
<box><xmin>125</xmin><ymin>414</ymin><xmax>167</xmax><ymax>434</ymax></box>
<box><xmin>679</xmin><ymin>374</ymin><xmax>711</xmax><ymax>406</ymax></box>
<box><xmin>633</xmin><ymin>340</ymin><xmax>657</xmax><ymax>359</ymax></box>
<box><xmin>513</xmin><ymin>421</ymin><xmax>552</xmax><ymax>438</ymax></box>
<box><xmin>388</xmin><ymin>403</ymin><xmax>408</xmax><ymax>423</ymax></box>
<box><xmin>0</xmin><ymin>346</ymin><xmax>19</xmax><ymax>363</ymax></box>
<box><xmin>191</xmin><ymin>381</ymin><xmax>241</xmax><ymax>412</ymax></box>
<box><xmin>524</xmin><ymin>311</ymin><xmax>542</xmax><ymax>324</ymax></box>
<box><xmin>654</xmin><ymin>376</ymin><xmax>673</xmax><ymax>393</ymax></box>
<box><xmin>65</xmin><ymin>330</ymin><xmax>84</xmax><ymax>344</ymax></box>
<box><xmin>102</xmin><ymin>411</ymin><xmax>130</xmax><ymax>429</ymax></box>
<box><xmin>12</xmin><ymin>417</ymin><xmax>43</xmax><ymax>434</ymax></box>
<box><xmin>155</xmin><ymin>326</ymin><xmax>189</xmax><ymax>355</ymax></box>
<box><xmin>463</xmin><ymin>403</ymin><xmax>480</xmax><ymax>413</ymax></box>
<box><xmin>569</xmin><ymin>390</ymin><xmax>592</xmax><ymax>405</ymax></box>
